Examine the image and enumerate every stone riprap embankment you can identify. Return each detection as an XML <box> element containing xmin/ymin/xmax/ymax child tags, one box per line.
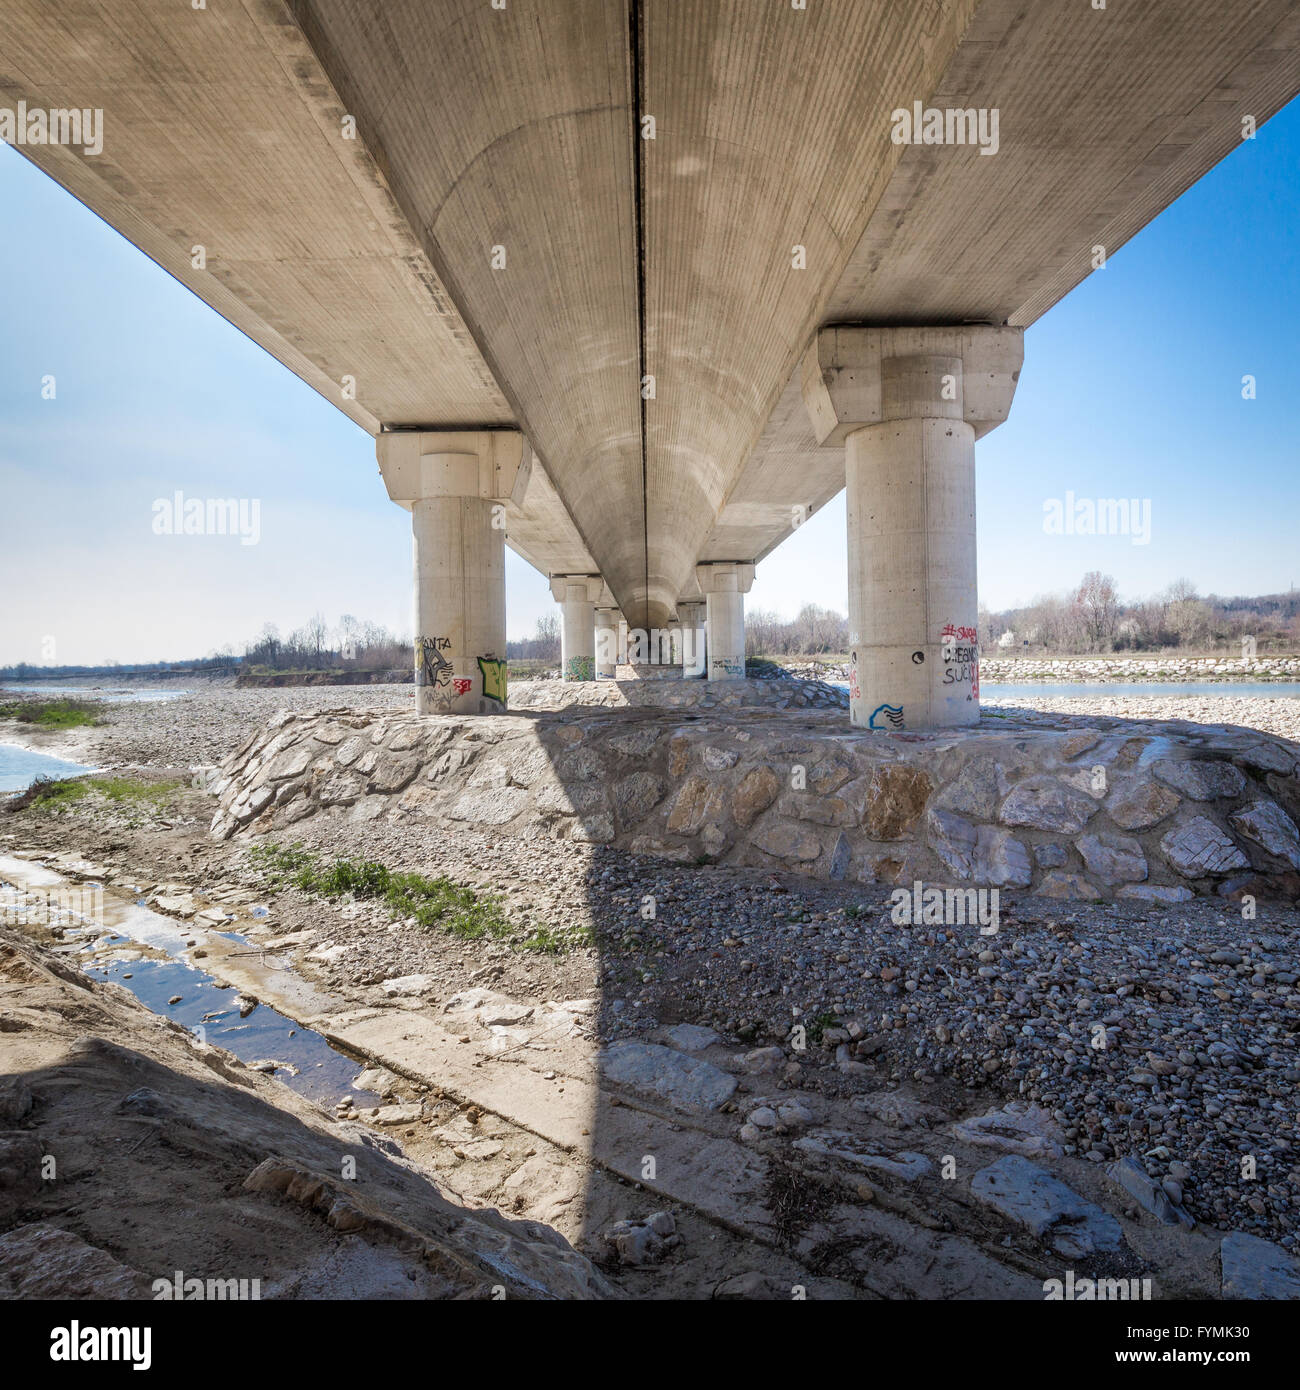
<box><xmin>211</xmin><ymin>681</ymin><xmax>1300</xmax><ymax>904</ymax></box>
<box><xmin>507</xmin><ymin>673</ymin><xmax>847</xmax><ymax>712</ymax></box>
<box><xmin>982</xmin><ymin>656</ymin><xmax>1300</xmax><ymax>684</ymax></box>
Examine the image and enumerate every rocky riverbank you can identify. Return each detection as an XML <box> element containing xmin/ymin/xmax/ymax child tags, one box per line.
<box><xmin>1</xmin><ymin>683</ymin><xmax>415</xmax><ymax>772</ymax></box>
<box><xmin>999</xmin><ymin>691</ymin><xmax>1300</xmax><ymax>744</ymax></box>
<box><xmin>7</xmin><ymin>772</ymin><xmax>1300</xmax><ymax>1285</ymax></box>
<box><xmin>6</xmin><ymin>681</ymin><xmax>1300</xmax><ymax>1293</ymax></box>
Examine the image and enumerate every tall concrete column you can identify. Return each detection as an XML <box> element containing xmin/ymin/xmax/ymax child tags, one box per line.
<box><xmin>551</xmin><ymin>575</ymin><xmax>603</xmax><ymax>681</ymax></box>
<box><xmin>377</xmin><ymin>430</ymin><xmax>527</xmax><ymax>715</ymax></box>
<box><xmin>594</xmin><ymin>591</ymin><xmax>621</xmax><ymax>679</ymax></box>
<box><xmin>695</xmin><ymin>563</ymin><xmax>754</xmax><ymax>681</ymax></box>
<box><xmin>802</xmin><ymin>326</ymin><xmax>1022</xmax><ymax>730</ymax></box>
<box><xmin>677</xmin><ymin>599</ymin><xmax>707</xmax><ymax>678</ymax></box>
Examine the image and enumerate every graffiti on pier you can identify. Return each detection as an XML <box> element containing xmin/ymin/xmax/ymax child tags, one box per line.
<box><xmin>477</xmin><ymin>656</ymin><xmax>507</xmax><ymax>706</ymax></box>
<box><xmin>415</xmin><ymin>635</ymin><xmax>452</xmax><ymax>689</ymax></box>
<box><xmin>848</xmin><ymin>652</ymin><xmax>861</xmax><ymax>702</ymax></box>
<box><xmin>868</xmin><ymin>703</ymin><xmax>905</xmax><ymax>730</ymax></box>
<box><xmin>452</xmin><ymin>677</ymin><xmax>472</xmax><ymax>697</ymax></box>
<box><xmin>565</xmin><ymin>655</ymin><xmax>595</xmax><ymax>682</ymax></box>
<box><xmin>940</xmin><ymin>623</ymin><xmax>979</xmax><ymax>701</ymax></box>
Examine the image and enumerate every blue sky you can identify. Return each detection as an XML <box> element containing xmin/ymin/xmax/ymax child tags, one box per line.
<box><xmin>1</xmin><ymin>96</ymin><xmax>1297</xmax><ymax>666</ymax></box>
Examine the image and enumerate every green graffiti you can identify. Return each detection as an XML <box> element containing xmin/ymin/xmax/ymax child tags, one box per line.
<box><xmin>477</xmin><ymin>656</ymin><xmax>507</xmax><ymax>704</ymax></box>
<box><xmin>564</xmin><ymin>654</ymin><xmax>595</xmax><ymax>682</ymax></box>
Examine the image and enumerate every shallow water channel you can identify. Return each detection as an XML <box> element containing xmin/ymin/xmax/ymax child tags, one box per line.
<box><xmin>0</xmin><ymin>854</ymin><xmax>379</xmax><ymax>1111</ymax></box>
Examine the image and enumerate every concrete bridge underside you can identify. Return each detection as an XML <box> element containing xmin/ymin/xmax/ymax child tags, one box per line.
<box><xmin>5</xmin><ymin>0</ymin><xmax>1299</xmax><ymax>721</ymax></box>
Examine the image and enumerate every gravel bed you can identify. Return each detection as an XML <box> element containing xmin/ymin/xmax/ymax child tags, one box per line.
<box><xmin>10</xmin><ymin>682</ymin><xmax>1300</xmax><ymax>1249</ymax></box>
<box><xmin>23</xmin><ymin>683</ymin><xmax>416</xmax><ymax>769</ymax></box>
<box><xmin>256</xmin><ymin>805</ymin><xmax>1300</xmax><ymax>1250</ymax></box>
<box><xmin>990</xmin><ymin>693</ymin><xmax>1300</xmax><ymax>742</ymax></box>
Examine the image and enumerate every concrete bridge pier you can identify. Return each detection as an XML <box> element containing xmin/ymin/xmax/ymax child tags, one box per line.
<box><xmin>677</xmin><ymin>599</ymin><xmax>707</xmax><ymax>678</ymax></box>
<box><xmin>595</xmin><ymin>593</ymin><xmax>621</xmax><ymax>679</ymax></box>
<box><xmin>551</xmin><ymin>575</ymin><xmax>604</xmax><ymax>681</ymax></box>
<box><xmin>696</xmin><ymin>563</ymin><xmax>754</xmax><ymax>681</ymax></box>
<box><xmin>802</xmin><ymin>326</ymin><xmax>1023</xmax><ymax>731</ymax></box>
<box><xmin>376</xmin><ymin>430</ymin><xmax>526</xmax><ymax>715</ymax></box>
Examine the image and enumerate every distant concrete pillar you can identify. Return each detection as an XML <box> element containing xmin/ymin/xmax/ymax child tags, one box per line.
<box><xmin>376</xmin><ymin>430</ymin><xmax>528</xmax><ymax>715</ymax></box>
<box><xmin>802</xmin><ymin>326</ymin><xmax>1022</xmax><ymax>730</ymax></box>
<box><xmin>595</xmin><ymin>595</ymin><xmax>621</xmax><ymax>679</ymax></box>
<box><xmin>677</xmin><ymin>599</ymin><xmax>707</xmax><ymax>678</ymax></box>
<box><xmin>551</xmin><ymin>575</ymin><xmax>603</xmax><ymax>681</ymax></box>
<box><xmin>695</xmin><ymin>563</ymin><xmax>754</xmax><ymax>681</ymax></box>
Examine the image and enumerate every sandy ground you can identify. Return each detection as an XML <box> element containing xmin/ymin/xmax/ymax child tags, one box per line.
<box><xmin>0</xmin><ymin>926</ymin><xmax>612</xmax><ymax>1299</ymax></box>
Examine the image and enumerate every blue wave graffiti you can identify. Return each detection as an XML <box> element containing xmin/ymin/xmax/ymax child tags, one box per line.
<box><xmin>867</xmin><ymin>703</ymin><xmax>904</xmax><ymax>730</ymax></box>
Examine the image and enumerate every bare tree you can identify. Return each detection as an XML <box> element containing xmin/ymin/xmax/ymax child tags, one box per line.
<box><xmin>534</xmin><ymin>612</ymin><xmax>560</xmax><ymax>662</ymax></box>
<box><xmin>1074</xmin><ymin>571</ymin><xmax>1119</xmax><ymax>651</ymax></box>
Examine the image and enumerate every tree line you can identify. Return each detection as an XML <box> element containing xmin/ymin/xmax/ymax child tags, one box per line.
<box><xmin>742</xmin><ymin>580</ymin><xmax>1300</xmax><ymax>659</ymax></box>
<box><xmin>982</xmin><ymin>575</ymin><xmax>1300</xmax><ymax>656</ymax></box>
<box><xmin>7</xmin><ymin>579</ymin><xmax>1295</xmax><ymax>681</ymax></box>
<box><xmin>240</xmin><ymin>615</ymin><xmax>409</xmax><ymax>672</ymax></box>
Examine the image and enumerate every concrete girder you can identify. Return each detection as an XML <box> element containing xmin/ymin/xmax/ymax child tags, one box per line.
<box><xmin>699</xmin><ymin>0</ymin><xmax>1300</xmax><ymax>570</ymax></box>
<box><xmin>4</xmin><ymin>0</ymin><xmax>1299</xmax><ymax>610</ymax></box>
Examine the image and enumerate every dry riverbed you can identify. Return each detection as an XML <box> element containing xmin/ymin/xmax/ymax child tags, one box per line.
<box><xmin>3</xmin><ymin>683</ymin><xmax>1300</xmax><ymax>1298</ymax></box>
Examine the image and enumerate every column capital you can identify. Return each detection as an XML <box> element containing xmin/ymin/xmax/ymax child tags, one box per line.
<box><xmin>695</xmin><ymin>561</ymin><xmax>755</xmax><ymax>595</ymax></box>
<box><xmin>549</xmin><ymin>573</ymin><xmax>604</xmax><ymax>604</ymax></box>
<box><xmin>801</xmin><ymin>325</ymin><xmax>1023</xmax><ymax>446</ymax></box>
<box><xmin>376</xmin><ymin>429</ymin><xmax>530</xmax><ymax>507</ymax></box>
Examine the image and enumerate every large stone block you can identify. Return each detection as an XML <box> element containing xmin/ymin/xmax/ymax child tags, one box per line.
<box><xmin>667</xmin><ymin>776</ymin><xmax>727</xmax><ymax>834</ymax></box>
<box><xmin>730</xmin><ymin>766</ymin><xmax>780</xmax><ymax>827</ymax></box>
<box><xmin>750</xmin><ymin>820</ymin><xmax>822</xmax><ymax>862</ymax></box>
<box><xmin>1106</xmin><ymin>778</ymin><xmax>1181</xmax><ymax>830</ymax></box>
<box><xmin>970</xmin><ymin>1155</ymin><xmax>1123</xmax><ymax>1259</ymax></box>
<box><xmin>600</xmin><ymin>1042</ymin><xmax>737</xmax><ymax>1113</ymax></box>
<box><xmin>1159</xmin><ymin>816</ymin><xmax>1250</xmax><ymax>877</ymax></box>
<box><xmin>862</xmin><ymin>764</ymin><xmax>931</xmax><ymax>840</ymax></box>
<box><xmin>1228</xmin><ymin>800</ymin><xmax>1300</xmax><ymax>868</ymax></box>
<box><xmin>999</xmin><ymin>778</ymin><xmax>1099</xmax><ymax>833</ymax></box>
<box><xmin>928</xmin><ymin>808</ymin><xmax>978</xmax><ymax>878</ymax></box>
<box><xmin>614</xmin><ymin>771</ymin><xmax>667</xmax><ymax>824</ymax></box>
<box><xmin>972</xmin><ymin>827</ymin><xmax>1033</xmax><ymax>888</ymax></box>
<box><xmin>932</xmin><ymin>756</ymin><xmax>1007</xmax><ymax>819</ymax></box>
<box><xmin>1076</xmin><ymin>832</ymin><xmax>1148</xmax><ymax>885</ymax></box>
<box><xmin>1152</xmin><ymin>759</ymin><xmax>1247</xmax><ymax>801</ymax></box>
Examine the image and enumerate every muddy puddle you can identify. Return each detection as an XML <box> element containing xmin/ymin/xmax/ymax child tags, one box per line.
<box><xmin>0</xmin><ymin>854</ymin><xmax>379</xmax><ymax>1110</ymax></box>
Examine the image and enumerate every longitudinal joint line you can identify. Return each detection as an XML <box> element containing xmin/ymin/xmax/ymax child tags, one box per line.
<box><xmin>629</xmin><ymin>0</ymin><xmax>650</xmax><ymax>625</ymax></box>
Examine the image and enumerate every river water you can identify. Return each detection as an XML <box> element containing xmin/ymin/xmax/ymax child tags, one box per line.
<box><xmin>0</xmin><ymin>745</ymin><xmax>95</xmax><ymax>794</ymax></box>
<box><xmin>0</xmin><ymin>683</ymin><xmax>186</xmax><ymax>793</ymax></box>
<box><xmin>1</xmin><ymin>683</ymin><xmax>189</xmax><ymax>703</ymax></box>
